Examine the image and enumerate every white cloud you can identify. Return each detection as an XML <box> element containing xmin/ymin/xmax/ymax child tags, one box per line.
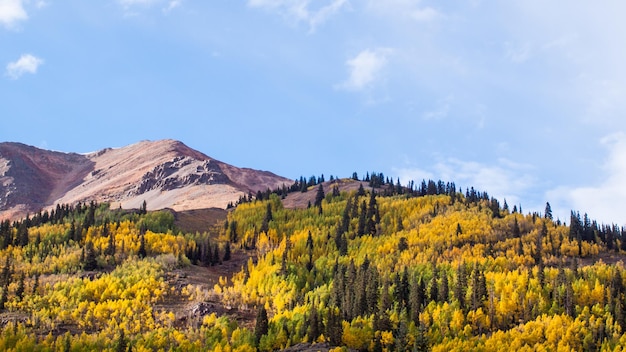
<box><xmin>162</xmin><ymin>0</ymin><xmax>182</xmax><ymax>13</ymax></box>
<box><xmin>0</xmin><ymin>0</ymin><xmax>27</xmax><ymax>29</ymax></box>
<box><xmin>5</xmin><ymin>53</ymin><xmax>43</xmax><ymax>79</ymax></box>
<box><xmin>394</xmin><ymin>157</ymin><xmax>536</xmax><ymax>208</ymax></box>
<box><xmin>336</xmin><ymin>48</ymin><xmax>392</xmax><ymax>91</ymax></box>
<box><xmin>547</xmin><ymin>133</ymin><xmax>626</xmax><ymax>225</ymax></box>
<box><xmin>119</xmin><ymin>0</ymin><xmax>160</xmax><ymax>7</ymax></box>
<box><xmin>248</xmin><ymin>0</ymin><xmax>348</xmax><ymax>33</ymax></box>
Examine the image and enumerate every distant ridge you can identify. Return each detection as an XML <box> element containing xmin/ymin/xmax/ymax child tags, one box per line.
<box><xmin>0</xmin><ymin>140</ymin><xmax>292</xmax><ymax>220</ymax></box>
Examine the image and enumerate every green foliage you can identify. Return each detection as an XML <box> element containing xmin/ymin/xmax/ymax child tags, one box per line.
<box><xmin>1</xmin><ymin>183</ymin><xmax>626</xmax><ymax>350</ymax></box>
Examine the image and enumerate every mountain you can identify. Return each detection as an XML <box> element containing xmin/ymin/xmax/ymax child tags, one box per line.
<box><xmin>0</xmin><ymin>140</ymin><xmax>291</xmax><ymax>220</ymax></box>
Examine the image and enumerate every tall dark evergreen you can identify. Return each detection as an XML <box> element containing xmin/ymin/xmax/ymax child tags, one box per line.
<box><xmin>439</xmin><ymin>272</ymin><xmax>449</xmax><ymax>303</ymax></box>
<box><xmin>544</xmin><ymin>202</ymin><xmax>553</xmax><ymax>220</ymax></box>
<box><xmin>260</xmin><ymin>203</ymin><xmax>273</xmax><ymax>234</ymax></box>
<box><xmin>83</xmin><ymin>241</ymin><xmax>98</xmax><ymax>271</ymax></box>
<box><xmin>454</xmin><ymin>264</ymin><xmax>467</xmax><ymax>310</ymax></box>
<box><xmin>138</xmin><ymin>233</ymin><xmax>147</xmax><ymax>259</ymax></box>
<box><xmin>254</xmin><ymin>305</ymin><xmax>269</xmax><ymax>345</ymax></box>
<box><xmin>314</xmin><ymin>184</ymin><xmax>325</xmax><ymax>208</ymax></box>
<box><xmin>357</xmin><ymin>200</ymin><xmax>367</xmax><ymax>237</ymax></box>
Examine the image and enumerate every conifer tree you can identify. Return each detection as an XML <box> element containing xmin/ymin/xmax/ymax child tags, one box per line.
<box><xmin>314</xmin><ymin>184</ymin><xmax>325</xmax><ymax>208</ymax></box>
<box><xmin>439</xmin><ymin>272</ymin><xmax>449</xmax><ymax>303</ymax></box>
<box><xmin>454</xmin><ymin>264</ymin><xmax>467</xmax><ymax>311</ymax></box>
<box><xmin>357</xmin><ymin>200</ymin><xmax>367</xmax><ymax>237</ymax></box>
<box><xmin>223</xmin><ymin>243</ymin><xmax>231</xmax><ymax>261</ymax></box>
<box><xmin>15</xmin><ymin>272</ymin><xmax>25</xmax><ymax>301</ymax></box>
<box><xmin>255</xmin><ymin>305</ymin><xmax>269</xmax><ymax>345</ymax></box>
<box><xmin>138</xmin><ymin>233</ymin><xmax>147</xmax><ymax>259</ymax></box>
<box><xmin>83</xmin><ymin>241</ymin><xmax>98</xmax><ymax>271</ymax></box>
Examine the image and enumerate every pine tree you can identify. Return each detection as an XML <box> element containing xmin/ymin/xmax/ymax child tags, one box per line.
<box><xmin>314</xmin><ymin>184</ymin><xmax>325</xmax><ymax>208</ymax></box>
<box><xmin>357</xmin><ymin>200</ymin><xmax>367</xmax><ymax>237</ymax></box>
<box><xmin>260</xmin><ymin>203</ymin><xmax>272</xmax><ymax>234</ymax></box>
<box><xmin>545</xmin><ymin>202</ymin><xmax>553</xmax><ymax>220</ymax></box>
<box><xmin>307</xmin><ymin>305</ymin><xmax>321</xmax><ymax>343</ymax></box>
<box><xmin>357</xmin><ymin>183</ymin><xmax>366</xmax><ymax>197</ymax></box>
<box><xmin>116</xmin><ymin>330</ymin><xmax>127</xmax><ymax>352</ymax></box>
<box><xmin>83</xmin><ymin>241</ymin><xmax>98</xmax><ymax>271</ymax></box>
<box><xmin>228</xmin><ymin>220</ymin><xmax>238</xmax><ymax>243</ymax></box>
<box><xmin>454</xmin><ymin>264</ymin><xmax>467</xmax><ymax>311</ymax></box>
<box><xmin>138</xmin><ymin>233</ymin><xmax>147</xmax><ymax>258</ymax></box>
<box><xmin>15</xmin><ymin>273</ymin><xmax>25</xmax><ymax>301</ymax></box>
<box><xmin>439</xmin><ymin>272</ymin><xmax>449</xmax><ymax>303</ymax></box>
<box><xmin>255</xmin><ymin>305</ymin><xmax>269</xmax><ymax>345</ymax></box>
<box><xmin>223</xmin><ymin>243</ymin><xmax>231</xmax><ymax>261</ymax></box>
<box><xmin>326</xmin><ymin>308</ymin><xmax>343</xmax><ymax>346</ymax></box>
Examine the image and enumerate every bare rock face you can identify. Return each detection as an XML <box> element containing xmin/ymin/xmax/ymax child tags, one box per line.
<box><xmin>0</xmin><ymin>140</ymin><xmax>291</xmax><ymax>220</ymax></box>
<box><xmin>134</xmin><ymin>157</ymin><xmax>230</xmax><ymax>195</ymax></box>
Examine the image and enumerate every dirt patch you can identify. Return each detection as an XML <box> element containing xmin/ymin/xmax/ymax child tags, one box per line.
<box><xmin>172</xmin><ymin>207</ymin><xmax>228</xmax><ymax>234</ymax></box>
<box><xmin>160</xmin><ymin>249</ymin><xmax>257</xmax><ymax>328</ymax></box>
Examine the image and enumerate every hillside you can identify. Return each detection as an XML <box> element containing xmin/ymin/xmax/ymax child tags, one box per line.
<box><xmin>0</xmin><ymin>177</ymin><xmax>625</xmax><ymax>350</ymax></box>
<box><xmin>0</xmin><ymin>140</ymin><xmax>291</xmax><ymax>220</ymax></box>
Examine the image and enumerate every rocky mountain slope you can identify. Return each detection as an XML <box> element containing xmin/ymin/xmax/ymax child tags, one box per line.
<box><xmin>0</xmin><ymin>140</ymin><xmax>291</xmax><ymax>220</ymax></box>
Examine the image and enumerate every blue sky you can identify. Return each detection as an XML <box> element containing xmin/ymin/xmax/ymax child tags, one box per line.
<box><xmin>2</xmin><ymin>1</ymin><xmax>626</xmax><ymax>225</ymax></box>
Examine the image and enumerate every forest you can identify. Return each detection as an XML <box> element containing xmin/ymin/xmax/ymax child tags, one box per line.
<box><xmin>0</xmin><ymin>174</ymin><xmax>626</xmax><ymax>351</ymax></box>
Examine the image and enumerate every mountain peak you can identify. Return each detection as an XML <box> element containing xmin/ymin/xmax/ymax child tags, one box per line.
<box><xmin>0</xmin><ymin>140</ymin><xmax>291</xmax><ymax>220</ymax></box>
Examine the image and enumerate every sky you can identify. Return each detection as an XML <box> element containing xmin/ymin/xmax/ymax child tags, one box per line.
<box><xmin>2</xmin><ymin>0</ymin><xmax>626</xmax><ymax>225</ymax></box>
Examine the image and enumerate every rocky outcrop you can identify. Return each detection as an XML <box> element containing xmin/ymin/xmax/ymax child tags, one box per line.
<box><xmin>0</xmin><ymin>140</ymin><xmax>291</xmax><ymax>220</ymax></box>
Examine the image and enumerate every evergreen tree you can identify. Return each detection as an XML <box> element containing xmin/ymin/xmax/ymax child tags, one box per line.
<box><xmin>212</xmin><ymin>244</ymin><xmax>221</xmax><ymax>265</ymax></box>
<box><xmin>228</xmin><ymin>220</ymin><xmax>238</xmax><ymax>243</ymax></box>
<box><xmin>138</xmin><ymin>233</ymin><xmax>147</xmax><ymax>259</ymax></box>
<box><xmin>223</xmin><ymin>243</ymin><xmax>231</xmax><ymax>261</ymax></box>
<box><xmin>116</xmin><ymin>330</ymin><xmax>127</xmax><ymax>352</ymax></box>
<box><xmin>332</xmin><ymin>185</ymin><xmax>340</xmax><ymax>197</ymax></box>
<box><xmin>414</xmin><ymin>322</ymin><xmax>430</xmax><ymax>352</ymax></box>
<box><xmin>14</xmin><ymin>272</ymin><xmax>25</xmax><ymax>301</ymax></box>
<box><xmin>357</xmin><ymin>200</ymin><xmax>367</xmax><ymax>237</ymax></box>
<box><xmin>307</xmin><ymin>305</ymin><xmax>321</xmax><ymax>343</ymax></box>
<box><xmin>357</xmin><ymin>183</ymin><xmax>366</xmax><ymax>197</ymax></box>
<box><xmin>83</xmin><ymin>241</ymin><xmax>98</xmax><ymax>271</ymax></box>
<box><xmin>409</xmin><ymin>275</ymin><xmax>424</xmax><ymax>324</ymax></box>
<box><xmin>545</xmin><ymin>202</ymin><xmax>553</xmax><ymax>220</ymax></box>
<box><xmin>439</xmin><ymin>272</ymin><xmax>449</xmax><ymax>303</ymax></box>
<box><xmin>454</xmin><ymin>264</ymin><xmax>467</xmax><ymax>311</ymax></box>
<box><xmin>326</xmin><ymin>308</ymin><xmax>343</xmax><ymax>346</ymax></box>
<box><xmin>260</xmin><ymin>203</ymin><xmax>272</xmax><ymax>234</ymax></box>
<box><xmin>254</xmin><ymin>305</ymin><xmax>269</xmax><ymax>345</ymax></box>
<box><xmin>314</xmin><ymin>184</ymin><xmax>325</xmax><ymax>208</ymax></box>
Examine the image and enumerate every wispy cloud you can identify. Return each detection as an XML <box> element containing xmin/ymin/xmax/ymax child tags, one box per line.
<box><xmin>366</xmin><ymin>0</ymin><xmax>441</xmax><ymax>22</ymax></box>
<box><xmin>547</xmin><ymin>133</ymin><xmax>626</xmax><ymax>225</ymax></box>
<box><xmin>162</xmin><ymin>0</ymin><xmax>182</xmax><ymax>13</ymax></box>
<box><xmin>504</xmin><ymin>41</ymin><xmax>532</xmax><ymax>64</ymax></box>
<box><xmin>248</xmin><ymin>0</ymin><xmax>348</xmax><ymax>33</ymax></box>
<box><xmin>336</xmin><ymin>48</ymin><xmax>392</xmax><ymax>91</ymax></box>
<box><xmin>422</xmin><ymin>95</ymin><xmax>453</xmax><ymax>121</ymax></box>
<box><xmin>0</xmin><ymin>0</ymin><xmax>28</xmax><ymax>29</ymax></box>
<box><xmin>118</xmin><ymin>0</ymin><xmax>182</xmax><ymax>13</ymax></box>
<box><xmin>5</xmin><ymin>53</ymin><xmax>43</xmax><ymax>79</ymax></box>
<box><xmin>118</xmin><ymin>0</ymin><xmax>160</xmax><ymax>7</ymax></box>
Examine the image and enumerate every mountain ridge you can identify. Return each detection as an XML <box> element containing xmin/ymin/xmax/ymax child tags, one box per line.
<box><xmin>0</xmin><ymin>140</ymin><xmax>291</xmax><ymax>220</ymax></box>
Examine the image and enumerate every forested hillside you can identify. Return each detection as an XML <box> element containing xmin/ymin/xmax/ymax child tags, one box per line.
<box><xmin>0</xmin><ymin>176</ymin><xmax>625</xmax><ymax>351</ymax></box>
